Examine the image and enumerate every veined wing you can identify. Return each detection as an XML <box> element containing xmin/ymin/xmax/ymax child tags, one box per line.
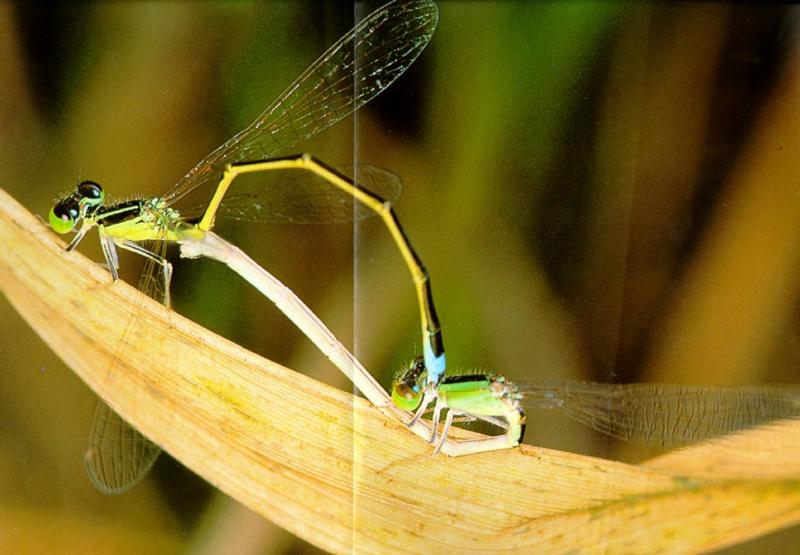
<box><xmin>179</xmin><ymin>164</ymin><xmax>402</xmax><ymax>225</ymax></box>
<box><xmin>163</xmin><ymin>0</ymin><xmax>437</xmax><ymax>206</ymax></box>
<box><xmin>520</xmin><ymin>381</ymin><xmax>800</xmax><ymax>448</ymax></box>
<box><xmin>84</xmin><ymin>230</ymin><xmax>169</xmax><ymax>493</ymax></box>
<box><xmin>84</xmin><ymin>401</ymin><xmax>161</xmax><ymax>494</ymax></box>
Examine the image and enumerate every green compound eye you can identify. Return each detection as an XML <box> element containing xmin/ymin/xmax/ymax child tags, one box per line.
<box><xmin>390</xmin><ymin>357</ymin><xmax>426</xmax><ymax>411</ymax></box>
<box><xmin>391</xmin><ymin>381</ymin><xmax>423</xmax><ymax>412</ymax></box>
<box><xmin>49</xmin><ymin>199</ymin><xmax>80</xmax><ymax>234</ymax></box>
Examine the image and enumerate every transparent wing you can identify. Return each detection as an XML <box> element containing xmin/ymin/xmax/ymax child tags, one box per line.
<box><xmin>180</xmin><ymin>164</ymin><xmax>402</xmax><ymax>224</ymax></box>
<box><xmin>163</xmin><ymin>0</ymin><xmax>437</xmax><ymax>206</ymax></box>
<box><xmin>85</xmin><ymin>401</ymin><xmax>162</xmax><ymax>494</ymax></box>
<box><xmin>520</xmin><ymin>381</ymin><xmax>800</xmax><ymax>448</ymax></box>
<box><xmin>85</xmin><ymin>233</ymin><xmax>168</xmax><ymax>494</ymax></box>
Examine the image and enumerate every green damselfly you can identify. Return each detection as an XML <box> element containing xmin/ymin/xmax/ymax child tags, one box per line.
<box><xmin>49</xmin><ymin>0</ymin><xmax>441</xmax><ymax>493</ymax></box>
<box><xmin>392</xmin><ymin>357</ymin><xmax>800</xmax><ymax>455</ymax></box>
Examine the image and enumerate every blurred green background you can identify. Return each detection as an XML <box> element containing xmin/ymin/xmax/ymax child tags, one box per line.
<box><xmin>2</xmin><ymin>0</ymin><xmax>799</xmax><ymax>553</ymax></box>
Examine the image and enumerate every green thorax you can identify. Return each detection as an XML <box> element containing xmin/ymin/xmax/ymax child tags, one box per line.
<box><xmin>96</xmin><ymin>198</ymin><xmax>198</xmax><ymax>242</ymax></box>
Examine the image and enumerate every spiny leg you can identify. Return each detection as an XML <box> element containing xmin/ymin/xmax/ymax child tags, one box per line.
<box><xmin>408</xmin><ymin>387</ymin><xmax>436</xmax><ymax>430</ymax></box>
<box><xmin>433</xmin><ymin>408</ymin><xmax>461</xmax><ymax>455</ymax></box>
<box><xmin>429</xmin><ymin>394</ymin><xmax>447</xmax><ymax>444</ymax></box>
<box><xmin>66</xmin><ymin>224</ymin><xmax>92</xmax><ymax>252</ymax></box>
<box><xmin>112</xmin><ymin>239</ymin><xmax>174</xmax><ymax>308</ymax></box>
<box><xmin>99</xmin><ymin>234</ymin><xmax>121</xmax><ymax>280</ymax></box>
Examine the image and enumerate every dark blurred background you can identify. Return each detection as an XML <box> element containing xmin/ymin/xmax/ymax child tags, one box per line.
<box><xmin>1</xmin><ymin>1</ymin><xmax>799</xmax><ymax>553</ymax></box>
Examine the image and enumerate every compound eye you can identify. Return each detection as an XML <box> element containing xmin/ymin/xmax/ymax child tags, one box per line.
<box><xmin>396</xmin><ymin>383</ymin><xmax>417</xmax><ymax>400</ymax></box>
<box><xmin>77</xmin><ymin>180</ymin><xmax>104</xmax><ymax>206</ymax></box>
<box><xmin>391</xmin><ymin>381</ymin><xmax>423</xmax><ymax>412</ymax></box>
<box><xmin>48</xmin><ymin>199</ymin><xmax>80</xmax><ymax>234</ymax></box>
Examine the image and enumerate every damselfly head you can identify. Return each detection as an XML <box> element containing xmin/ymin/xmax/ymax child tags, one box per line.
<box><xmin>391</xmin><ymin>357</ymin><xmax>427</xmax><ymax>411</ymax></box>
<box><xmin>48</xmin><ymin>180</ymin><xmax>105</xmax><ymax>234</ymax></box>
<box><xmin>49</xmin><ymin>196</ymin><xmax>81</xmax><ymax>234</ymax></box>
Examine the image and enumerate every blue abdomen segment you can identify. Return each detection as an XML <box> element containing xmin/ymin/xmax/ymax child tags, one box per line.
<box><xmin>424</xmin><ymin>342</ymin><xmax>446</xmax><ymax>385</ymax></box>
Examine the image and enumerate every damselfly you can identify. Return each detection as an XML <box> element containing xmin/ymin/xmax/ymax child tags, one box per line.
<box><xmin>392</xmin><ymin>357</ymin><xmax>800</xmax><ymax>454</ymax></box>
<box><xmin>48</xmin><ymin>0</ymin><xmax>440</xmax><ymax>493</ymax></box>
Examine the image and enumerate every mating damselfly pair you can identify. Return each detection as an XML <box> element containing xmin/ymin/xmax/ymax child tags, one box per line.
<box><xmin>47</xmin><ymin>0</ymin><xmax>800</xmax><ymax>494</ymax></box>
